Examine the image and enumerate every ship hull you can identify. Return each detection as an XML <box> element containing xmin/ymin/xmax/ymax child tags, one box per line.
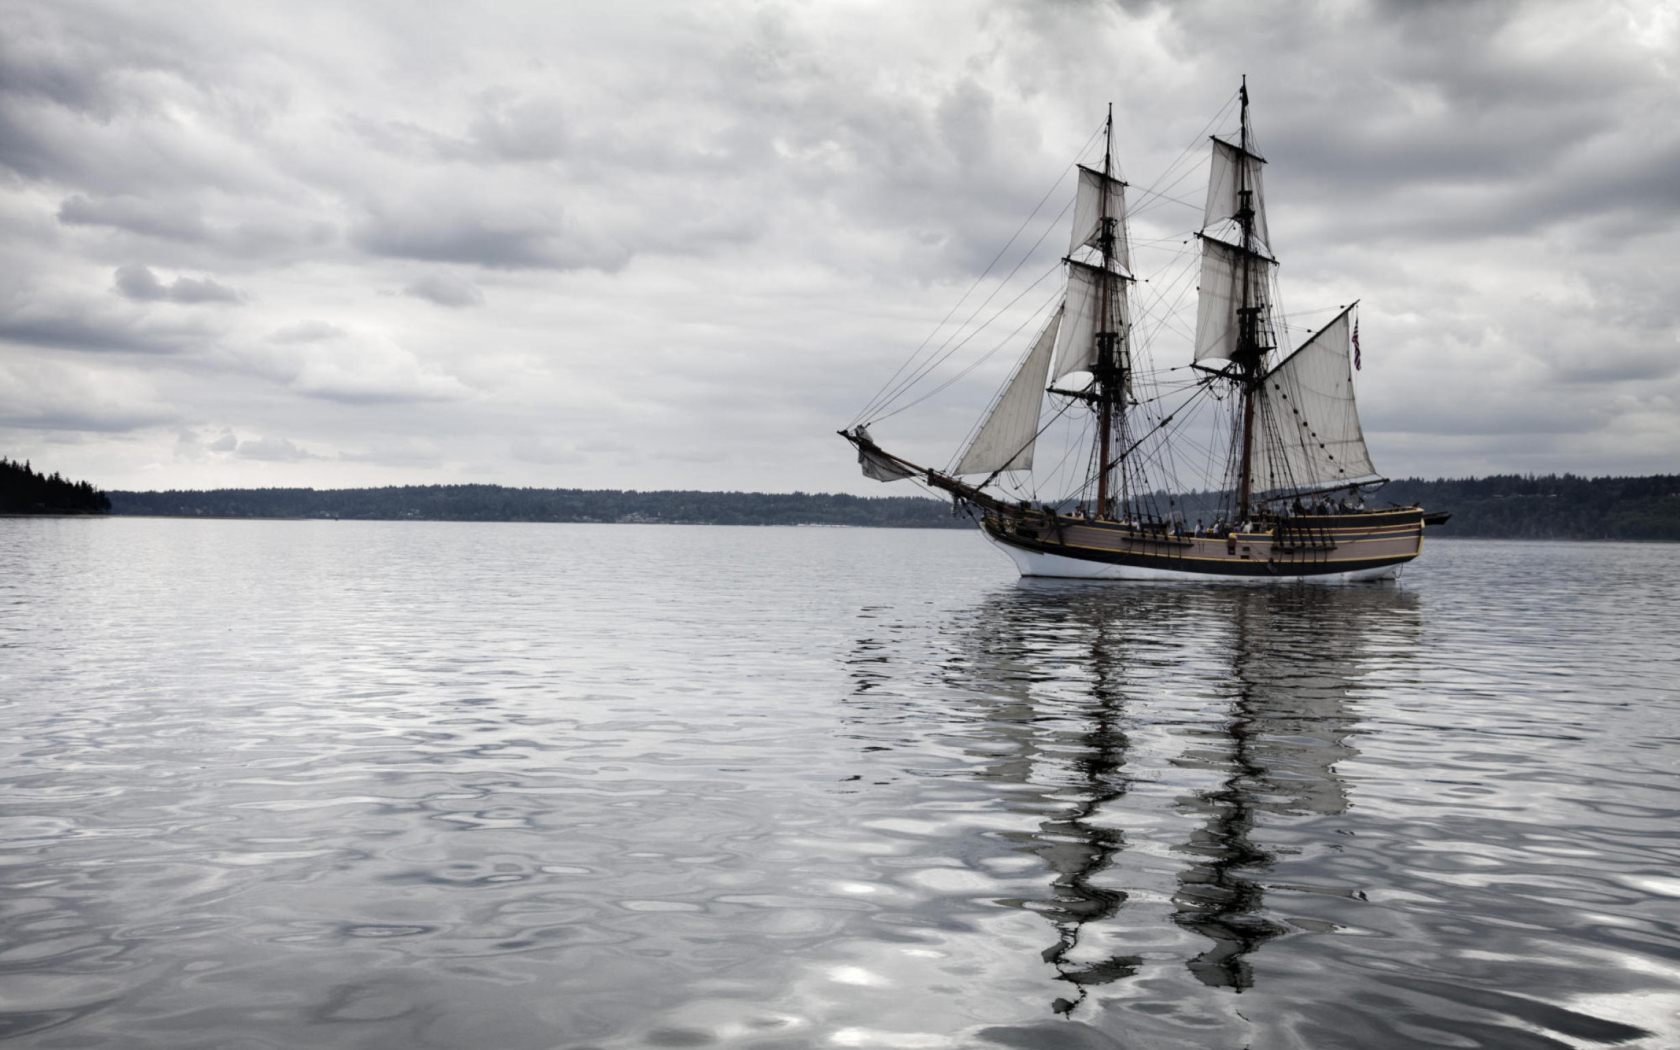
<box><xmin>981</xmin><ymin>508</ymin><xmax>1424</xmax><ymax>583</ymax></box>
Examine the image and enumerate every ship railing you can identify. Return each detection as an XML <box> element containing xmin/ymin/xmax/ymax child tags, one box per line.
<box><xmin>1113</xmin><ymin>518</ymin><xmax>1194</xmax><ymax>550</ymax></box>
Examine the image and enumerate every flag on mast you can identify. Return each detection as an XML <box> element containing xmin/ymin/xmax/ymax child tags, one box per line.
<box><xmin>1353</xmin><ymin>320</ymin><xmax>1361</xmax><ymax>371</ymax></box>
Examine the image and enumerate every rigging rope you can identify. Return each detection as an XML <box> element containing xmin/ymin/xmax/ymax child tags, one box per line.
<box><xmin>850</xmin><ymin>126</ymin><xmax>1104</xmax><ymax>428</ymax></box>
<box><xmin>867</xmin><ymin>263</ymin><xmax>1065</xmax><ymax>426</ymax></box>
<box><xmin>848</xmin><ymin>88</ymin><xmax>1286</xmax><ymax>519</ymax></box>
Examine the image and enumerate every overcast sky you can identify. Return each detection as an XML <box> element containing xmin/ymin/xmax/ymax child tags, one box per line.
<box><xmin>2</xmin><ymin>0</ymin><xmax>1676</xmax><ymax>494</ymax></box>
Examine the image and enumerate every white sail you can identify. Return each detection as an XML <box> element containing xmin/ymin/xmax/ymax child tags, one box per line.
<box><xmin>954</xmin><ymin>307</ymin><xmax>1062</xmax><ymax>476</ymax></box>
<box><xmin>1069</xmin><ymin>165</ymin><xmax>1130</xmax><ymax>273</ymax></box>
<box><xmin>1193</xmin><ymin>237</ymin><xmax>1273</xmax><ymax>363</ymax></box>
<box><xmin>1054</xmin><ymin>260</ymin><xmax>1128</xmax><ymax>381</ymax></box>
<box><xmin>1251</xmin><ymin>311</ymin><xmax>1380</xmax><ymax>493</ymax></box>
<box><xmin>1203</xmin><ymin>138</ymin><xmax>1269</xmax><ymax>253</ymax></box>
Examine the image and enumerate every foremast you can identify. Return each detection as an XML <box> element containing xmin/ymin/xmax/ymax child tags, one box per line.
<box><xmin>1192</xmin><ymin>77</ymin><xmax>1278</xmax><ymax>522</ymax></box>
<box><xmin>845</xmin><ymin>103</ymin><xmax>1135</xmax><ymax>523</ymax></box>
<box><xmin>1091</xmin><ymin>104</ymin><xmax>1127</xmax><ymax>520</ymax></box>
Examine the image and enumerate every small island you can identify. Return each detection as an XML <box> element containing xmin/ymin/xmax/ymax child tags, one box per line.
<box><xmin>1</xmin><ymin>457</ymin><xmax>111</xmax><ymax>514</ymax></box>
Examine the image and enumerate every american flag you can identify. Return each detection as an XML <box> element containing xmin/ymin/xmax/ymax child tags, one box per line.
<box><xmin>1353</xmin><ymin>320</ymin><xmax>1361</xmax><ymax>371</ymax></box>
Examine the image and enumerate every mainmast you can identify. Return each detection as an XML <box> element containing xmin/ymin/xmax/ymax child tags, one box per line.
<box><xmin>1093</xmin><ymin>104</ymin><xmax>1124</xmax><ymax>518</ymax></box>
<box><xmin>1233</xmin><ymin>77</ymin><xmax>1262</xmax><ymax>521</ymax></box>
<box><xmin>1191</xmin><ymin>78</ymin><xmax>1277</xmax><ymax>519</ymax></box>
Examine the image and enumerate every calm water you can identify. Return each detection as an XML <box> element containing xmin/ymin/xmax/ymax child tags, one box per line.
<box><xmin>1</xmin><ymin>519</ymin><xmax>1677</xmax><ymax>1049</ymax></box>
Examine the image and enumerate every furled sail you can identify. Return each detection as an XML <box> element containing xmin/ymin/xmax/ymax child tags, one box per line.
<box><xmin>1069</xmin><ymin>166</ymin><xmax>1131</xmax><ymax>273</ymax></box>
<box><xmin>1193</xmin><ymin>237</ymin><xmax>1273</xmax><ymax>363</ymax></box>
<box><xmin>1250</xmin><ymin>311</ymin><xmax>1380</xmax><ymax>494</ymax></box>
<box><xmin>1203</xmin><ymin>138</ymin><xmax>1269</xmax><ymax>254</ymax></box>
<box><xmin>1054</xmin><ymin>260</ymin><xmax>1128</xmax><ymax>381</ymax></box>
<box><xmin>854</xmin><ymin>425</ymin><xmax>916</xmax><ymax>482</ymax></box>
<box><xmin>954</xmin><ymin>306</ymin><xmax>1062</xmax><ymax>476</ymax></box>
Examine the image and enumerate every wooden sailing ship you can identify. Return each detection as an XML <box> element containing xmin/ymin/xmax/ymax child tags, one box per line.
<box><xmin>843</xmin><ymin>83</ymin><xmax>1441</xmax><ymax>581</ymax></box>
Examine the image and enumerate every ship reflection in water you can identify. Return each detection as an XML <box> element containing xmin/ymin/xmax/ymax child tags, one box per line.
<box><xmin>902</xmin><ymin>580</ymin><xmax>1419</xmax><ymax>1014</ymax></box>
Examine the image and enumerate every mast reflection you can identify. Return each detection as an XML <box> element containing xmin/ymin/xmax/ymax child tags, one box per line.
<box><xmin>925</xmin><ymin>583</ymin><xmax>1178</xmax><ymax>1012</ymax></box>
<box><xmin>1028</xmin><ymin>602</ymin><xmax>1139</xmax><ymax>1013</ymax></box>
<box><xmin>1169</xmin><ymin>588</ymin><xmax>1383</xmax><ymax>989</ymax></box>
<box><xmin>911</xmin><ymin>580</ymin><xmax>1417</xmax><ymax>1010</ymax></box>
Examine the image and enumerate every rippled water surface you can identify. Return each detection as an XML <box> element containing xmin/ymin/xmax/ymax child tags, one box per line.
<box><xmin>2</xmin><ymin>519</ymin><xmax>1678</xmax><ymax>1049</ymax></box>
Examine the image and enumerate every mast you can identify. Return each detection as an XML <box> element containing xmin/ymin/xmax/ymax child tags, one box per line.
<box><xmin>1093</xmin><ymin>104</ymin><xmax>1123</xmax><ymax>519</ymax></box>
<box><xmin>1234</xmin><ymin>76</ymin><xmax>1259</xmax><ymax>521</ymax></box>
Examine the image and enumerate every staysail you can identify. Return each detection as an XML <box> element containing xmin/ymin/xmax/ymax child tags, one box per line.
<box><xmin>954</xmin><ymin>306</ymin><xmax>1062</xmax><ymax>476</ymax></box>
<box><xmin>1250</xmin><ymin>310</ymin><xmax>1380</xmax><ymax>493</ymax></box>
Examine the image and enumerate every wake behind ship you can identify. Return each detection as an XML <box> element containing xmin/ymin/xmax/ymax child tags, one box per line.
<box><xmin>842</xmin><ymin>82</ymin><xmax>1442</xmax><ymax>581</ymax></box>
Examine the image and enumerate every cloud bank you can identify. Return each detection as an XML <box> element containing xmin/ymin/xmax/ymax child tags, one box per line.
<box><xmin>0</xmin><ymin>0</ymin><xmax>1675</xmax><ymax>493</ymax></box>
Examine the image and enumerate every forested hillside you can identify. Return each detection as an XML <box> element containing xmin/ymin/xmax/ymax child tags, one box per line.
<box><xmin>1</xmin><ymin>458</ymin><xmax>111</xmax><ymax>514</ymax></box>
<box><xmin>94</xmin><ymin>474</ymin><xmax>1680</xmax><ymax>539</ymax></box>
<box><xmin>1380</xmin><ymin>475</ymin><xmax>1680</xmax><ymax>540</ymax></box>
<box><xmin>108</xmin><ymin>485</ymin><xmax>969</xmax><ymax>528</ymax></box>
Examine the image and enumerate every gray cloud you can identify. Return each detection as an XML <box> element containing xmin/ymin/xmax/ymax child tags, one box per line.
<box><xmin>336</xmin><ymin>440</ymin><xmax>444</xmax><ymax>468</ymax></box>
<box><xmin>0</xmin><ymin>402</ymin><xmax>175</xmax><ymax>433</ymax></box>
<box><xmin>237</xmin><ymin>324</ymin><xmax>472</xmax><ymax>405</ymax></box>
<box><xmin>0</xmin><ymin>310</ymin><xmax>202</xmax><ymax>354</ymax></box>
<box><xmin>235</xmin><ymin>436</ymin><xmax>313</xmax><ymax>461</ymax></box>
<box><xmin>169</xmin><ymin>275</ymin><xmax>244</xmax><ymax>304</ymax></box>
<box><xmin>113</xmin><ymin>264</ymin><xmax>242</xmax><ymax>303</ymax></box>
<box><xmin>353</xmin><ymin>203</ymin><xmax>628</xmax><ymax>271</ymax></box>
<box><xmin>403</xmin><ymin>273</ymin><xmax>484</xmax><ymax>308</ymax></box>
<box><xmin>267</xmin><ymin>320</ymin><xmax>346</xmax><ymax>344</ymax></box>
<box><xmin>510</xmin><ymin>436</ymin><xmax>586</xmax><ymax>465</ymax></box>
<box><xmin>464</xmin><ymin>97</ymin><xmax>573</xmax><ymax>163</ymax></box>
<box><xmin>62</xmin><ymin>196</ymin><xmax>210</xmax><ymax>241</ymax></box>
<box><xmin>0</xmin><ymin>353</ymin><xmax>177</xmax><ymax>432</ymax></box>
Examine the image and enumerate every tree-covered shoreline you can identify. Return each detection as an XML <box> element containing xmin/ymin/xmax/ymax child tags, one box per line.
<box><xmin>1</xmin><ymin>458</ymin><xmax>112</xmax><ymax>514</ymax></box>
<box><xmin>108</xmin><ymin>484</ymin><xmax>971</xmax><ymax>529</ymax></box>
<box><xmin>1379</xmin><ymin>475</ymin><xmax>1680</xmax><ymax>541</ymax></box>
<box><xmin>54</xmin><ymin>472</ymin><xmax>1680</xmax><ymax>541</ymax></box>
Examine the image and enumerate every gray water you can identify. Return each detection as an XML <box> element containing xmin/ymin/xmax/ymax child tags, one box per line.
<box><xmin>2</xmin><ymin>518</ymin><xmax>1677</xmax><ymax>1049</ymax></box>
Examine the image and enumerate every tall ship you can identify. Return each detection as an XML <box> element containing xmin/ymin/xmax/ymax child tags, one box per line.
<box><xmin>842</xmin><ymin>83</ymin><xmax>1442</xmax><ymax>581</ymax></box>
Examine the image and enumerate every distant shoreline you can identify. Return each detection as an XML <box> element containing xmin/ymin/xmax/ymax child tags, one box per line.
<box><xmin>28</xmin><ymin>513</ymin><xmax>1680</xmax><ymax>542</ymax></box>
<box><xmin>105</xmin><ymin>485</ymin><xmax>972</xmax><ymax>530</ymax></box>
<box><xmin>0</xmin><ymin>472</ymin><xmax>1669</xmax><ymax>540</ymax></box>
<box><xmin>51</xmin><ymin>514</ymin><xmax>918</xmax><ymax>528</ymax></box>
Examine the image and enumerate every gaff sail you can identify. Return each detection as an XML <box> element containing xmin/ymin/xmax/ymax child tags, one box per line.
<box><xmin>1252</xmin><ymin>309</ymin><xmax>1380</xmax><ymax>493</ymax></box>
